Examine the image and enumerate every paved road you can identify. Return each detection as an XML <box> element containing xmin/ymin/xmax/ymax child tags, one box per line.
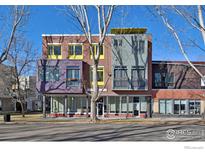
<box><xmin>0</xmin><ymin>123</ymin><xmax>204</xmax><ymax>141</ymax></box>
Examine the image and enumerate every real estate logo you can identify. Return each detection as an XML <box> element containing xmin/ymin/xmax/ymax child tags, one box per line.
<box><xmin>166</xmin><ymin>129</ymin><xmax>176</xmax><ymax>140</ymax></box>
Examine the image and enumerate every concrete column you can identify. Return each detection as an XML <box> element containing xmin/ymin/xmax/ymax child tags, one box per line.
<box><xmin>153</xmin><ymin>98</ymin><xmax>159</xmax><ymax>113</ymax></box>
<box><xmin>43</xmin><ymin>95</ymin><xmax>46</xmax><ymax>118</ymax></box>
<box><xmin>64</xmin><ymin>96</ymin><xmax>67</xmax><ymax>115</ymax></box>
<box><xmin>106</xmin><ymin>96</ymin><xmax>109</xmax><ymax>114</ymax></box>
<box><xmin>86</xmin><ymin>96</ymin><xmax>89</xmax><ymax>117</ymax></box>
<box><xmin>119</xmin><ymin>96</ymin><xmax>122</xmax><ymax>114</ymax></box>
<box><xmin>126</xmin><ymin>96</ymin><xmax>129</xmax><ymax>118</ymax></box>
<box><xmin>102</xmin><ymin>97</ymin><xmax>105</xmax><ymax>118</ymax></box>
<box><xmin>201</xmin><ymin>99</ymin><xmax>205</xmax><ymax>118</ymax></box>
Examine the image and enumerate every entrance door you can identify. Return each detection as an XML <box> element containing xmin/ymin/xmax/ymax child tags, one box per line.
<box><xmin>97</xmin><ymin>103</ymin><xmax>103</xmax><ymax>116</ymax></box>
<box><xmin>97</xmin><ymin>97</ymin><xmax>104</xmax><ymax>117</ymax></box>
<box><xmin>133</xmin><ymin>97</ymin><xmax>140</xmax><ymax>116</ymax></box>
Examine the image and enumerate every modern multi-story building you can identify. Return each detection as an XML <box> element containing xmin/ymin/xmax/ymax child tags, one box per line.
<box><xmin>36</xmin><ymin>28</ymin><xmax>205</xmax><ymax>118</ymax></box>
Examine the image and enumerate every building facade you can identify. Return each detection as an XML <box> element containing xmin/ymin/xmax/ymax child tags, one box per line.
<box><xmin>36</xmin><ymin>28</ymin><xmax>205</xmax><ymax>118</ymax></box>
<box><xmin>152</xmin><ymin>61</ymin><xmax>205</xmax><ymax>117</ymax></box>
<box><xmin>0</xmin><ymin>64</ymin><xmax>15</xmax><ymax>112</ymax></box>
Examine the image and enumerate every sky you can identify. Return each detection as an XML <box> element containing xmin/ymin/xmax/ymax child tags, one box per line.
<box><xmin>6</xmin><ymin>6</ymin><xmax>205</xmax><ymax>65</ymax></box>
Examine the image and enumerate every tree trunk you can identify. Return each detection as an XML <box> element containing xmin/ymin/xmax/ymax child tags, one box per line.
<box><xmin>19</xmin><ymin>100</ymin><xmax>25</xmax><ymax>117</ymax></box>
<box><xmin>90</xmin><ymin>63</ymin><xmax>98</xmax><ymax>122</ymax></box>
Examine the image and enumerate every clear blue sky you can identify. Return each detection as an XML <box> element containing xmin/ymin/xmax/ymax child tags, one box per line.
<box><xmin>24</xmin><ymin>6</ymin><xmax>205</xmax><ymax>62</ymax></box>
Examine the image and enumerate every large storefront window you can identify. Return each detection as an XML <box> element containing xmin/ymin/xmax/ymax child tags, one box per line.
<box><xmin>67</xmin><ymin>97</ymin><xmax>87</xmax><ymax>113</ymax></box>
<box><xmin>108</xmin><ymin>97</ymin><xmax>120</xmax><ymax>113</ymax></box>
<box><xmin>121</xmin><ymin>96</ymin><xmax>127</xmax><ymax>113</ymax></box>
<box><xmin>159</xmin><ymin>99</ymin><xmax>201</xmax><ymax>115</ymax></box>
<box><xmin>174</xmin><ymin>100</ymin><xmax>180</xmax><ymax>114</ymax></box>
<box><xmin>51</xmin><ymin>97</ymin><xmax>64</xmax><ymax>113</ymax></box>
<box><xmin>189</xmin><ymin>100</ymin><xmax>200</xmax><ymax>115</ymax></box>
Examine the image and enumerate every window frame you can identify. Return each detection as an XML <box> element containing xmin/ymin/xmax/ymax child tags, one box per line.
<box><xmin>66</xmin><ymin>66</ymin><xmax>81</xmax><ymax>87</ymax></box>
<box><xmin>113</xmin><ymin>66</ymin><xmax>129</xmax><ymax>89</ymax></box>
<box><xmin>154</xmin><ymin>72</ymin><xmax>174</xmax><ymax>88</ymax></box>
<box><xmin>45</xmin><ymin>66</ymin><xmax>60</xmax><ymax>82</ymax></box>
<box><xmin>90</xmin><ymin>66</ymin><xmax>104</xmax><ymax>86</ymax></box>
<box><xmin>131</xmin><ymin>66</ymin><xmax>145</xmax><ymax>89</ymax></box>
<box><xmin>90</xmin><ymin>43</ymin><xmax>104</xmax><ymax>59</ymax></box>
<box><xmin>47</xmin><ymin>44</ymin><xmax>62</xmax><ymax>59</ymax></box>
<box><xmin>68</xmin><ymin>43</ymin><xmax>83</xmax><ymax>60</ymax></box>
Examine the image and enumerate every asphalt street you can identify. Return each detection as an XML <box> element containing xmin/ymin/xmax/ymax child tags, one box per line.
<box><xmin>0</xmin><ymin>123</ymin><xmax>204</xmax><ymax>141</ymax></box>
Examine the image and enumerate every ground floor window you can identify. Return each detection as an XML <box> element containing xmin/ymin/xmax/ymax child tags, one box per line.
<box><xmin>51</xmin><ymin>97</ymin><xmax>64</xmax><ymax>113</ymax></box>
<box><xmin>121</xmin><ymin>96</ymin><xmax>127</xmax><ymax>113</ymax></box>
<box><xmin>67</xmin><ymin>96</ymin><xmax>88</xmax><ymax>113</ymax></box>
<box><xmin>189</xmin><ymin>100</ymin><xmax>200</xmax><ymax>115</ymax></box>
<box><xmin>159</xmin><ymin>99</ymin><xmax>201</xmax><ymax>115</ymax></box>
<box><xmin>50</xmin><ymin>96</ymin><xmax>88</xmax><ymax>114</ymax></box>
<box><xmin>108</xmin><ymin>96</ymin><xmax>120</xmax><ymax>113</ymax></box>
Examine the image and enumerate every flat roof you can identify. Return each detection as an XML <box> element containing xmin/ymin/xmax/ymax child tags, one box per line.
<box><xmin>152</xmin><ymin>60</ymin><xmax>205</xmax><ymax>65</ymax></box>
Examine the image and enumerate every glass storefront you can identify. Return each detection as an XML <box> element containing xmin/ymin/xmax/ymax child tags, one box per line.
<box><xmin>159</xmin><ymin>99</ymin><xmax>201</xmax><ymax>115</ymax></box>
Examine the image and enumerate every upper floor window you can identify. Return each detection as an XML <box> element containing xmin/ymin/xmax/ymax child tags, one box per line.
<box><xmin>113</xmin><ymin>66</ymin><xmax>129</xmax><ymax>89</ymax></box>
<box><xmin>66</xmin><ymin>66</ymin><xmax>80</xmax><ymax>87</ymax></box>
<box><xmin>131</xmin><ymin>66</ymin><xmax>145</xmax><ymax>89</ymax></box>
<box><xmin>45</xmin><ymin>66</ymin><xmax>60</xmax><ymax>81</ymax></box>
<box><xmin>68</xmin><ymin>44</ymin><xmax>83</xmax><ymax>59</ymax></box>
<box><xmin>154</xmin><ymin>72</ymin><xmax>174</xmax><ymax>88</ymax></box>
<box><xmin>47</xmin><ymin>45</ymin><xmax>62</xmax><ymax>59</ymax></box>
<box><xmin>139</xmin><ymin>40</ymin><xmax>145</xmax><ymax>53</ymax></box>
<box><xmin>90</xmin><ymin>44</ymin><xmax>104</xmax><ymax>59</ymax></box>
<box><xmin>90</xmin><ymin>66</ymin><xmax>104</xmax><ymax>86</ymax></box>
<box><xmin>113</xmin><ymin>39</ymin><xmax>123</xmax><ymax>47</ymax></box>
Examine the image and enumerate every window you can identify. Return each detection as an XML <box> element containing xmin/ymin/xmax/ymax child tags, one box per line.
<box><xmin>45</xmin><ymin>67</ymin><xmax>60</xmax><ymax>81</ymax></box>
<box><xmin>113</xmin><ymin>39</ymin><xmax>123</xmax><ymax>47</ymax></box>
<box><xmin>159</xmin><ymin>100</ymin><xmax>166</xmax><ymax>114</ymax></box>
<box><xmin>159</xmin><ymin>99</ymin><xmax>201</xmax><ymax>115</ymax></box>
<box><xmin>90</xmin><ymin>66</ymin><xmax>104</xmax><ymax>86</ymax></box>
<box><xmin>66</xmin><ymin>66</ymin><xmax>80</xmax><ymax>87</ymax></box>
<box><xmin>108</xmin><ymin>97</ymin><xmax>120</xmax><ymax>113</ymax></box>
<box><xmin>121</xmin><ymin>96</ymin><xmax>127</xmax><ymax>113</ymax></box>
<box><xmin>68</xmin><ymin>44</ymin><xmax>83</xmax><ymax>59</ymax></box>
<box><xmin>189</xmin><ymin>100</ymin><xmax>200</xmax><ymax>115</ymax></box>
<box><xmin>180</xmin><ymin>100</ymin><xmax>187</xmax><ymax>114</ymax></box>
<box><xmin>113</xmin><ymin>66</ymin><xmax>129</xmax><ymax>89</ymax></box>
<box><xmin>90</xmin><ymin>44</ymin><xmax>104</xmax><ymax>59</ymax></box>
<box><xmin>47</xmin><ymin>45</ymin><xmax>62</xmax><ymax>59</ymax></box>
<box><xmin>51</xmin><ymin>97</ymin><xmax>64</xmax><ymax>113</ymax></box>
<box><xmin>131</xmin><ymin>66</ymin><xmax>145</xmax><ymax>89</ymax></box>
<box><xmin>139</xmin><ymin>40</ymin><xmax>145</xmax><ymax>53</ymax></box>
<box><xmin>154</xmin><ymin>72</ymin><xmax>174</xmax><ymax>88</ymax></box>
<box><xmin>38</xmin><ymin>67</ymin><xmax>44</xmax><ymax>81</ymax></box>
<box><xmin>159</xmin><ymin>99</ymin><xmax>173</xmax><ymax>114</ymax></box>
<box><xmin>174</xmin><ymin>100</ymin><xmax>180</xmax><ymax>114</ymax></box>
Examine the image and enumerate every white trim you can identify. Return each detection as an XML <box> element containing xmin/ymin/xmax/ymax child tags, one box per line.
<box><xmin>66</xmin><ymin>112</ymin><xmax>90</xmax><ymax>115</ymax></box>
<box><xmin>68</xmin><ymin>43</ymin><xmax>83</xmax><ymax>45</ymax></box>
<box><xmin>42</xmin><ymin>34</ymin><xmax>115</xmax><ymax>37</ymax></box>
<box><xmin>88</xmin><ymin>88</ymin><xmax>107</xmax><ymax>92</ymax></box>
<box><xmin>47</xmin><ymin>43</ymin><xmax>62</xmax><ymax>45</ymax></box>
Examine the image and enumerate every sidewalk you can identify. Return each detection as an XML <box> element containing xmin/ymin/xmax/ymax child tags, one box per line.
<box><xmin>0</xmin><ymin>114</ymin><xmax>205</xmax><ymax>125</ymax></box>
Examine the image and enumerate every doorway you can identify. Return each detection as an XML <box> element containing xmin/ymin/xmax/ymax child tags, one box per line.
<box><xmin>133</xmin><ymin>97</ymin><xmax>140</xmax><ymax>117</ymax></box>
<box><xmin>97</xmin><ymin>97</ymin><xmax>104</xmax><ymax>117</ymax></box>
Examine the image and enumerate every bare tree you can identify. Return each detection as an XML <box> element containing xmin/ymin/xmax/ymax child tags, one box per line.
<box><xmin>0</xmin><ymin>6</ymin><xmax>28</xmax><ymax>64</ymax></box>
<box><xmin>66</xmin><ymin>5</ymin><xmax>114</xmax><ymax>122</ymax></box>
<box><xmin>7</xmin><ymin>37</ymin><xmax>37</xmax><ymax>117</ymax></box>
<box><xmin>156</xmin><ymin>6</ymin><xmax>205</xmax><ymax>80</ymax></box>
